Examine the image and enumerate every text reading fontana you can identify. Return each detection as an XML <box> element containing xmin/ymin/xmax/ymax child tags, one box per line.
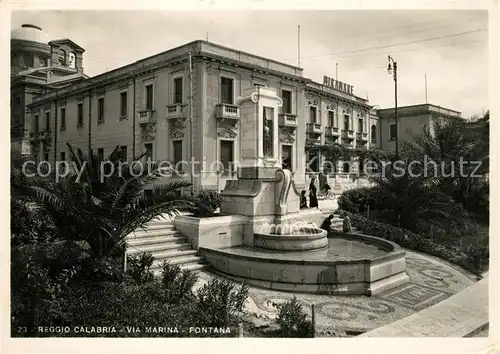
<box><xmin>36</xmin><ymin>326</ymin><xmax>232</xmax><ymax>335</ymax></box>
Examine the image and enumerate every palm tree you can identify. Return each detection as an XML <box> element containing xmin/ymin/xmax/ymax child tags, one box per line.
<box><xmin>369</xmin><ymin>162</ymin><xmax>470</xmax><ymax>231</ymax></box>
<box><xmin>23</xmin><ymin>143</ymin><xmax>194</xmax><ymax>257</ymax></box>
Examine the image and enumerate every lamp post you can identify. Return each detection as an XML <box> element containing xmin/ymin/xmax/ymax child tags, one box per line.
<box><xmin>387</xmin><ymin>56</ymin><xmax>399</xmax><ymax>159</ymax></box>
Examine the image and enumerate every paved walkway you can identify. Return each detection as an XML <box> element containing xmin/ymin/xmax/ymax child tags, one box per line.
<box><xmin>195</xmin><ymin>248</ymin><xmax>480</xmax><ymax>337</ymax></box>
<box><xmin>359</xmin><ymin>276</ymin><xmax>488</xmax><ymax>337</ymax></box>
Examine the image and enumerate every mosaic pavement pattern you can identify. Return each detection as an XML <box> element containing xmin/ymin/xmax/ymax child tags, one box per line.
<box><xmin>196</xmin><ymin>250</ymin><xmax>478</xmax><ymax>335</ymax></box>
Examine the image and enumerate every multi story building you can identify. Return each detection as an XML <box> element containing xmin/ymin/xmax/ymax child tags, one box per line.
<box><xmin>376</xmin><ymin>104</ymin><xmax>462</xmax><ymax>152</ymax></box>
<box><xmin>17</xmin><ymin>26</ymin><xmax>377</xmax><ymax>192</ymax></box>
<box><xmin>11</xmin><ymin>24</ymin><xmax>88</xmax><ymax>157</ymax></box>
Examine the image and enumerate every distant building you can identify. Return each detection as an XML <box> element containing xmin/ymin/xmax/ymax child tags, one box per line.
<box><xmin>10</xmin><ymin>24</ymin><xmax>88</xmax><ymax>157</ymax></box>
<box><xmin>375</xmin><ymin>104</ymin><xmax>462</xmax><ymax>152</ymax></box>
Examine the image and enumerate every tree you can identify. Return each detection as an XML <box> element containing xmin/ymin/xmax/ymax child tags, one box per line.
<box><xmin>19</xmin><ymin>143</ymin><xmax>195</xmax><ymax>257</ymax></box>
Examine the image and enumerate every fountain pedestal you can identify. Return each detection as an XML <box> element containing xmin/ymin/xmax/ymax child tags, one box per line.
<box><xmin>220</xmin><ymin>87</ymin><xmax>317</xmax><ymax>247</ymax></box>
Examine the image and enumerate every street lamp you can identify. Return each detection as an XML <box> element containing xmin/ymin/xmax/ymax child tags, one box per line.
<box><xmin>387</xmin><ymin>55</ymin><xmax>399</xmax><ymax>159</ymax></box>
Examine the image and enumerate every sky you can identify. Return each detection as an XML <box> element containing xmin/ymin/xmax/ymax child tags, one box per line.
<box><xmin>11</xmin><ymin>10</ymin><xmax>489</xmax><ymax>118</ymax></box>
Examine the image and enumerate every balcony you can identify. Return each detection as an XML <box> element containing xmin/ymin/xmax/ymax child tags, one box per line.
<box><xmin>342</xmin><ymin>130</ymin><xmax>355</xmax><ymax>140</ymax></box>
<box><xmin>356</xmin><ymin>132</ymin><xmax>368</xmax><ymax>142</ymax></box>
<box><xmin>137</xmin><ymin>110</ymin><xmax>155</xmax><ymax>125</ymax></box>
<box><xmin>325</xmin><ymin>126</ymin><xmax>340</xmax><ymax>137</ymax></box>
<box><xmin>278</xmin><ymin>114</ymin><xmax>298</xmax><ymax>129</ymax></box>
<box><xmin>306</xmin><ymin>123</ymin><xmax>322</xmax><ymax>135</ymax></box>
<box><xmin>166</xmin><ymin>104</ymin><xmax>188</xmax><ymax>120</ymax></box>
<box><xmin>29</xmin><ymin>132</ymin><xmax>38</xmax><ymax>142</ymax></box>
<box><xmin>215</xmin><ymin>103</ymin><xmax>240</xmax><ymax>122</ymax></box>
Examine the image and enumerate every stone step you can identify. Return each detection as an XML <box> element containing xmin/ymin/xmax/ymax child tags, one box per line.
<box><xmin>137</xmin><ymin>223</ymin><xmax>176</xmax><ymax>232</ymax></box>
<box><xmin>128</xmin><ymin>229</ymin><xmax>181</xmax><ymax>238</ymax></box>
<box><xmin>153</xmin><ymin>249</ymin><xmax>199</xmax><ymax>261</ymax></box>
<box><xmin>151</xmin><ymin>255</ymin><xmax>205</xmax><ymax>270</ymax></box>
<box><xmin>127</xmin><ymin>234</ymin><xmax>186</xmax><ymax>247</ymax></box>
<box><xmin>181</xmin><ymin>263</ymin><xmax>209</xmax><ymax>272</ymax></box>
<box><xmin>126</xmin><ymin>241</ymin><xmax>193</xmax><ymax>255</ymax></box>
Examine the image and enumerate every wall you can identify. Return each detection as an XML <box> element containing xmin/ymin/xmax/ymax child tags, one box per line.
<box><xmin>379</xmin><ymin>114</ymin><xmax>432</xmax><ymax>151</ymax></box>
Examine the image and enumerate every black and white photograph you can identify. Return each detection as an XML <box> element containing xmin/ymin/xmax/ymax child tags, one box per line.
<box><xmin>4</xmin><ymin>1</ymin><xmax>496</xmax><ymax>352</ymax></box>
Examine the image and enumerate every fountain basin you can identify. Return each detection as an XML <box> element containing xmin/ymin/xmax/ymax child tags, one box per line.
<box><xmin>254</xmin><ymin>227</ymin><xmax>328</xmax><ymax>251</ymax></box>
<box><xmin>200</xmin><ymin>232</ymin><xmax>410</xmax><ymax>296</ymax></box>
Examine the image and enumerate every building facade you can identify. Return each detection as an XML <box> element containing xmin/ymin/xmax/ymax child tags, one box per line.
<box><xmin>18</xmin><ymin>29</ymin><xmax>378</xmax><ymax>192</ymax></box>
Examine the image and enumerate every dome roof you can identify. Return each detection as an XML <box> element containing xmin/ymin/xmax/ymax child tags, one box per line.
<box><xmin>11</xmin><ymin>24</ymin><xmax>50</xmax><ymax>44</ymax></box>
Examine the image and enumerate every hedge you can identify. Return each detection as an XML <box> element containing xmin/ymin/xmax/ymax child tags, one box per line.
<box><xmin>340</xmin><ymin>211</ymin><xmax>488</xmax><ymax>276</ymax></box>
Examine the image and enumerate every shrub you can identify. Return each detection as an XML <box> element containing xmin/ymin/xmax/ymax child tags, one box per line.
<box><xmin>159</xmin><ymin>260</ymin><xmax>199</xmax><ymax>304</ymax></box>
<box><xmin>338</xmin><ymin>187</ymin><xmax>378</xmax><ymax>214</ymax></box>
<box><xmin>342</xmin><ymin>211</ymin><xmax>489</xmax><ymax>275</ymax></box>
<box><xmin>273</xmin><ymin>297</ymin><xmax>313</xmax><ymax>338</ymax></box>
<box><xmin>196</xmin><ymin>278</ymin><xmax>249</xmax><ymax>328</ymax></box>
<box><xmin>126</xmin><ymin>252</ymin><xmax>155</xmax><ymax>284</ymax></box>
<box><xmin>193</xmin><ymin>189</ymin><xmax>222</xmax><ymax>217</ymax></box>
<box><xmin>11</xmin><ymin>201</ymin><xmax>56</xmax><ymax>246</ymax></box>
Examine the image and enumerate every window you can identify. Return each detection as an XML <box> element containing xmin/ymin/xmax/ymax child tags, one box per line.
<box><xmin>220</xmin><ymin>140</ymin><xmax>234</xmax><ymax>176</ymax></box>
<box><xmin>358</xmin><ymin>118</ymin><xmax>363</xmax><ymax>133</ymax></box>
<box><xmin>44</xmin><ymin>153</ymin><xmax>49</xmax><ymax>162</ymax></box>
<box><xmin>97</xmin><ymin>97</ymin><xmax>105</xmax><ymax>122</ymax></box>
<box><xmin>173</xmin><ymin>77</ymin><xmax>183</xmax><ymax>104</ymax></box>
<box><xmin>173</xmin><ymin>141</ymin><xmax>183</xmax><ymax>170</ymax></box>
<box><xmin>69</xmin><ymin>52</ymin><xmax>76</xmax><ymax>69</ymax></box>
<box><xmin>220</xmin><ymin>77</ymin><xmax>234</xmax><ymax>105</ymax></box>
<box><xmin>282</xmin><ymin>145</ymin><xmax>292</xmax><ymax>171</ymax></box>
<box><xmin>343</xmin><ymin>162</ymin><xmax>350</xmax><ymax>173</ymax></box>
<box><xmin>77</xmin><ymin>103</ymin><xmax>84</xmax><ymax>127</ymax></box>
<box><xmin>34</xmin><ymin>114</ymin><xmax>39</xmax><ymax>133</ymax></box>
<box><xmin>58</xmin><ymin>49</ymin><xmax>66</xmax><ymax>66</ymax></box>
<box><xmin>328</xmin><ymin>111</ymin><xmax>335</xmax><ymax>127</ymax></box>
<box><xmin>282</xmin><ymin>90</ymin><xmax>292</xmax><ymax>114</ymax></box>
<box><xmin>120</xmin><ymin>146</ymin><xmax>127</xmax><ymax>160</ymax></box>
<box><xmin>145</xmin><ymin>84</ymin><xmax>153</xmax><ymax>110</ymax></box>
<box><xmin>45</xmin><ymin>111</ymin><xmax>50</xmax><ymax>131</ymax></box>
<box><xmin>371</xmin><ymin>125</ymin><xmax>377</xmax><ymax>143</ymax></box>
<box><xmin>120</xmin><ymin>92</ymin><xmax>128</xmax><ymax>117</ymax></box>
<box><xmin>16</xmin><ymin>96</ymin><xmax>21</xmax><ymax>105</ymax></box>
<box><xmin>344</xmin><ymin>115</ymin><xmax>350</xmax><ymax>131</ymax></box>
<box><xmin>145</xmin><ymin>143</ymin><xmax>153</xmax><ymax>161</ymax></box>
<box><xmin>23</xmin><ymin>54</ymin><xmax>34</xmax><ymax>67</ymax></box>
<box><xmin>389</xmin><ymin>124</ymin><xmax>397</xmax><ymax>140</ymax></box>
<box><xmin>309</xmin><ymin>106</ymin><xmax>317</xmax><ymax>124</ymax></box>
<box><xmin>60</xmin><ymin>107</ymin><xmax>66</xmax><ymax>130</ymax></box>
<box><xmin>60</xmin><ymin>152</ymin><xmax>65</xmax><ymax>161</ymax></box>
<box><xmin>97</xmin><ymin>148</ymin><xmax>104</xmax><ymax>161</ymax></box>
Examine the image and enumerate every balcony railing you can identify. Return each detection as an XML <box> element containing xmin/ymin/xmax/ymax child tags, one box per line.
<box><xmin>39</xmin><ymin>131</ymin><xmax>49</xmax><ymax>140</ymax></box>
<box><xmin>278</xmin><ymin>113</ymin><xmax>298</xmax><ymax>128</ymax></box>
<box><xmin>325</xmin><ymin>126</ymin><xmax>339</xmax><ymax>137</ymax></box>
<box><xmin>215</xmin><ymin>103</ymin><xmax>240</xmax><ymax>121</ymax></box>
<box><xmin>166</xmin><ymin>104</ymin><xmax>188</xmax><ymax>119</ymax></box>
<box><xmin>306</xmin><ymin>123</ymin><xmax>322</xmax><ymax>135</ymax></box>
<box><xmin>356</xmin><ymin>132</ymin><xmax>368</xmax><ymax>142</ymax></box>
<box><xmin>342</xmin><ymin>130</ymin><xmax>355</xmax><ymax>140</ymax></box>
<box><xmin>137</xmin><ymin>110</ymin><xmax>155</xmax><ymax>125</ymax></box>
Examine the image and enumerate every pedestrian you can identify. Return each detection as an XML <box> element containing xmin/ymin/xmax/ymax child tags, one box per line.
<box><xmin>320</xmin><ymin>214</ymin><xmax>334</xmax><ymax>232</ymax></box>
<box><xmin>300</xmin><ymin>190</ymin><xmax>308</xmax><ymax>209</ymax></box>
<box><xmin>343</xmin><ymin>215</ymin><xmax>352</xmax><ymax>233</ymax></box>
<box><xmin>309</xmin><ymin>177</ymin><xmax>319</xmax><ymax>209</ymax></box>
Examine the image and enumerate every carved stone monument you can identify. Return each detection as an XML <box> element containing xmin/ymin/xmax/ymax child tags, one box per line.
<box><xmin>220</xmin><ymin>87</ymin><xmax>303</xmax><ymax>247</ymax></box>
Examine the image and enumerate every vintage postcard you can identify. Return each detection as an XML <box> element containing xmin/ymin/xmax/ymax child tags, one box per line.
<box><xmin>3</xmin><ymin>0</ymin><xmax>497</xmax><ymax>353</ymax></box>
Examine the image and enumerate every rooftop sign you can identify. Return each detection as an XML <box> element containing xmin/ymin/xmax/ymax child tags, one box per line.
<box><xmin>323</xmin><ymin>75</ymin><xmax>354</xmax><ymax>95</ymax></box>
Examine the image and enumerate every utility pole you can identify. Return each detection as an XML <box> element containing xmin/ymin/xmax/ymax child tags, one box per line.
<box><xmin>425</xmin><ymin>74</ymin><xmax>428</xmax><ymax>104</ymax></box>
<box><xmin>297</xmin><ymin>25</ymin><xmax>301</xmax><ymax>67</ymax></box>
<box><xmin>189</xmin><ymin>52</ymin><xmax>195</xmax><ymax>196</ymax></box>
<box><xmin>387</xmin><ymin>56</ymin><xmax>399</xmax><ymax>159</ymax></box>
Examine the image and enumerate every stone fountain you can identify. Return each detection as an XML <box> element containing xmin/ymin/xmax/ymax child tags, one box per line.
<box><xmin>219</xmin><ymin>87</ymin><xmax>328</xmax><ymax>252</ymax></box>
<box><xmin>181</xmin><ymin>86</ymin><xmax>409</xmax><ymax>295</ymax></box>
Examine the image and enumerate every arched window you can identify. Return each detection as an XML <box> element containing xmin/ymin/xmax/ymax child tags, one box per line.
<box><xmin>69</xmin><ymin>52</ymin><xmax>76</xmax><ymax>69</ymax></box>
<box><xmin>58</xmin><ymin>49</ymin><xmax>66</xmax><ymax>65</ymax></box>
<box><xmin>371</xmin><ymin>124</ymin><xmax>377</xmax><ymax>143</ymax></box>
<box><xmin>343</xmin><ymin>162</ymin><xmax>350</xmax><ymax>173</ymax></box>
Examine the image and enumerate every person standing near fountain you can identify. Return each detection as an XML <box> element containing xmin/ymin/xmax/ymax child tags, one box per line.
<box><xmin>309</xmin><ymin>177</ymin><xmax>319</xmax><ymax>209</ymax></box>
<box><xmin>300</xmin><ymin>190</ymin><xmax>308</xmax><ymax>208</ymax></box>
